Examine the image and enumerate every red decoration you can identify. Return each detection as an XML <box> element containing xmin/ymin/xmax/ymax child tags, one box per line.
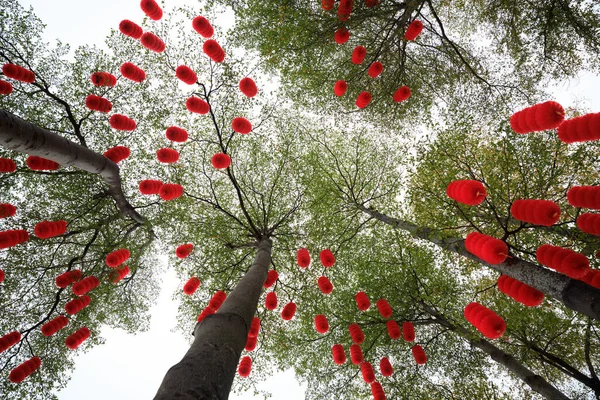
<box><xmin>338</xmin><ymin>0</ymin><xmax>353</xmax><ymax>21</ymax></box>
<box><xmin>0</xmin><ymin>269</ymin><xmax>3</xmax><ymax>284</ymax></box>
<box><xmin>263</xmin><ymin>270</ymin><xmax>278</xmax><ymax>289</ymax></box>
<box><xmin>510</xmin><ymin>199</ymin><xmax>560</xmax><ymax>226</ymax></box>
<box><xmin>157</xmin><ymin>148</ymin><xmax>180</xmax><ymax>164</ymax></box>
<box><xmin>186</xmin><ymin>96</ymin><xmax>209</xmax><ymax>114</ymax></box>
<box><xmin>0</xmin><ymin>80</ymin><xmax>13</xmax><ymax>95</ymax></box>
<box><xmin>348</xmin><ymin>323</ymin><xmax>365</xmax><ymax>344</ymax></box>
<box><xmin>497</xmin><ymin>275</ymin><xmax>544</xmax><ymax>307</ymax></box>
<box><xmin>380</xmin><ymin>357</ymin><xmax>393</xmax><ymax>377</ymax></box>
<box><xmin>245</xmin><ymin>335</ymin><xmax>257</xmax><ymax>351</ymax></box>
<box><xmin>109</xmin><ymin>114</ymin><xmax>137</xmax><ymax>131</ymax></box>
<box><xmin>351</xmin><ymin>46</ymin><xmax>366</xmax><ymax>64</ymax></box>
<box><xmin>34</xmin><ymin>220</ymin><xmax>67</xmax><ymax>239</ymax></box>
<box><xmin>85</xmin><ymin>94</ymin><xmax>112</xmax><ymax>113</ymax></box>
<box><xmin>0</xmin><ymin>203</ymin><xmax>16</xmax><ymax>219</ymax></box>
<box><xmin>183</xmin><ymin>277</ymin><xmax>201</xmax><ymax>295</ymax></box>
<box><xmin>322</xmin><ymin>0</ymin><xmax>334</xmax><ymax>11</ymax></box>
<box><xmin>8</xmin><ymin>356</ymin><xmax>40</xmax><ymax>383</ymax></box>
<box><xmin>110</xmin><ymin>265</ymin><xmax>130</xmax><ymax>283</ymax></box>
<box><xmin>567</xmin><ymin>186</ymin><xmax>600</xmax><ymax>209</ymax></box>
<box><xmin>26</xmin><ymin>156</ymin><xmax>59</xmax><ymax>171</ymax></box>
<box><xmin>581</xmin><ymin>269</ymin><xmax>600</xmax><ymax>289</ymax></box>
<box><xmin>536</xmin><ymin>244</ymin><xmax>589</xmax><ymax>279</ymax></box>
<box><xmin>166</xmin><ymin>126</ymin><xmax>189</xmax><ymax>142</ymax></box>
<box><xmin>203</xmin><ymin>39</ymin><xmax>225</xmax><ymax>63</ymax></box>
<box><xmin>176</xmin><ymin>243</ymin><xmax>194</xmax><ymax>259</ymax></box>
<box><xmin>356</xmin><ymin>91</ymin><xmax>372</xmax><ymax>109</ymax></box>
<box><xmin>265</xmin><ymin>291</ymin><xmax>278</xmax><ymax>310</ymax></box>
<box><xmin>510</xmin><ymin>101</ymin><xmax>565</xmax><ymax>134</ymax></box>
<box><xmin>65</xmin><ymin>295</ymin><xmax>91</xmax><ymax>315</ymax></box>
<box><xmin>393</xmin><ymin>86</ymin><xmax>411</xmax><ymax>102</ymax></box>
<box><xmin>320</xmin><ymin>249</ymin><xmax>335</xmax><ymax>267</ymax></box>
<box><xmin>317</xmin><ymin>276</ymin><xmax>333</xmax><ymax>294</ymax></box>
<box><xmin>139</xmin><ymin>179</ymin><xmax>163</xmax><ymax>195</ymax></box>
<box><xmin>211</xmin><ymin>153</ymin><xmax>231</xmax><ymax>169</ymax></box>
<box><xmin>446</xmin><ymin>180</ymin><xmax>487</xmax><ymax>206</ymax></box>
<box><xmin>297</xmin><ymin>248</ymin><xmax>311</xmax><ymax>268</ymax></box>
<box><xmin>238</xmin><ymin>356</ymin><xmax>252</xmax><ymax>377</ymax></box>
<box><xmin>314</xmin><ymin>314</ymin><xmax>329</xmax><ymax>334</ymax></box>
<box><xmin>334</xmin><ymin>28</ymin><xmax>350</xmax><ymax>44</ymax></box>
<box><xmin>334</xmin><ymin>80</ymin><xmax>347</xmax><ymax>97</ymax></box>
<box><xmin>120</xmin><ymin>62</ymin><xmax>146</xmax><ymax>83</ymax></box>
<box><xmin>355</xmin><ymin>291</ymin><xmax>370</xmax><ymax>311</ymax></box>
<box><xmin>196</xmin><ymin>306</ymin><xmax>215</xmax><ymax>322</ymax></box>
<box><xmin>0</xmin><ymin>331</ymin><xmax>21</xmax><ymax>354</ymax></box>
<box><xmin>350</xmin><ymin>343</ymin><xmax>363</xmax><ymax>365</ymax></box>
<box><xmin>557</xmin><ymin>112</ymin><xmax>600</xmax><ymax>143</ymax></box>
<box><xmin>368</xmin><ymin>61</ymin><xmax>383</xmax><ymax>78</ymax></box>
<box><xmin>41</xmin><ymin>316</ymin><xmax>69</xmax><ymax>337</ymax></box>
<box><xmin>365</xmin><ymin>0</ymin><xmax>379</xmax><ymax>7</ymax></box>
<box><xmin>176</xmin><ymin>65</ymin><xmax>197</xmax><ymax>85</ymax></box>
<box><xmin>376</xmin><ymin>299</ymin><xmax>392</xmax><ymax>318</ymax></box>
<box><xmin>90</xmin><ymin>72</ymin><xmax>117</xmax><ymax>87</ymax></box>
<box><xmin>65</xmin><ymin>327</ymin><xmax>90</xmax><ymax>350</ymax></box>
<box><xmin>106</xmin><ymin>249</ymin><xmax>130</xmax><ymax>268</ymax></box>
<box><xmin>192</xmin><ymin>16</ymin><xmax>214</xmax><ymax>38</ymax></box>
<box><xmin>402</xmin><ymin>321</ymin><xmax>415</xmax><ymax>342</ymax></box>
<box><xmin>464</xmin><ymin>302</ymin><xmax>506</xmax><ymax>339</ymax></box>
<box><xmin>405</xmin><ymin>20</ymin><xmax>423</xmax><ymax>40</ymax></box>
<box><xmin>239</xmin><ymin>77</ymin><xmax>258</xmax><ymax>98</ymax></box>
<box><xmin>249</xmin><ymin>317</ymin><xmax>261</xmax><ymax>338</ymax></box>
<box><xmin>2</xmin><ymin>63</ymin><xmax>35</xmax><ymax>83</ymax></box>
<box><xmin>141</xmin><ymin>32</ymin><xmax>165</xmax><ymax>53</ymax></box>
<box><xmin>371</xmin><ymin>382</ymin><xmax>386</xmax><ymax>400</ymax></box>
<box><xmin>0</xmin><ymin>158</ymin><xmax>16</xmax><ymax>172</ymax></box>
<box><xmin>281</xmin><ymin>302</ymin><xmax>296</xmax><ymax>320</ymax></box>
<box><xmin>411</xmin><ymin>344</ymin><xmax>427</xmax><ymax>364</ymax></box>
<box><xmin>104</xmin><ymin>146</ymin><xmax>130</xmax><ymax>163</ymax></box>
<box><xmin>159</xmin><ymin>183</ymin><xmax>184</xmax><ymax>201</ymax></box>
<box><xmin>0</xmin><ymin>229</ymin><xmax>29</xmax><ymax>249</ymax></box>
<box><xmin>386</xmin><ymin>320</ymin><xmax>401</xmax><ymax>340</ymax></box>
<box><xmin>72</xmin><ymin>276</ymin><xmax>100</xmax><ymax>296</ymax></box>
<box><xmin>208</xmin><ymin>291</ymin><xmax>227</xmax><ymax>311</ymax></box>
<box><xmin>232</xmin><ymin>117</ymin><xmax>252</xmax><ymax>134</ymax></box>
<box><xmin>361</xmin><ymin>362</ymin><xmax>376</xmax><ymax>384</ymax></box>
<box><xmin>577</xmin><ymin>213</ymin><xmax>600</xmax><ymax>236</ymax></box>
<box><xmin>465</xmin><ymin>232</ymin><xmax>508</xmax><ymax>264</ymax></box>
<box><xmin>119</xmin><ymin>20</ymin><xmax>143</xmax><ymax>39</ymax></box>
<box><xmin>140</xmin><ymin>0</ymin><xmax>163</xmax><ymax>20</ymax></box>
<box><xmin>332</xmin><ymin>344</ymin><xmax>346</xmax><ymax>364</ymax></box>
<box><xmin>55</xmin><ymin>270</ymin><xmax>82</xmax><ymax>288</ymax></box>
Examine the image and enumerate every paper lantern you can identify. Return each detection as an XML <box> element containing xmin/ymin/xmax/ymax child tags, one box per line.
<box><xmin>196</xmin><ymin>306</ymin><xmax>215</xmax><ymax>322</ymax></box>
<box><xmin>0</xmin><ymin>331</ymin><xmax>21</xmax><ymax>354</ymax></box>
<box><xmin>120</xmin><ymin>62</ymin><xmax>146</xmax><ymax>83</ymax></box>
<box><xmin>176</xmin><ymin>243</ymin><xmax>194</xmax><ymax>259</ymax></box>
<box><xmin>203</xmin><ymin>39</ymin><xmax>225</xmax><ymax>63</ymax></box>
<box><xmin>402</xmin><ymin>321</ymin><xmax>415</xmax><ymax>342</ymax></box>
<box><xmin>558</xmin><ymin>112</ymin><xmax>600</xmax><ymax>143</ymax></box>
<box><xmin>371</xmin><ymin>382</ymin><xmax>386</xmax><ymax>400</ymax></box>
<box><xmin>567</xmin><ymin>186</ymin><xmax>600</xmax><ymax>210</ymax></box>
<box><xmin>183</xmin><ymin>277</ymin><xmax>201</xmax><ymax>295</ymax></box>
<box><xmin>0</xmin><ymin>230</ymin><xmax>29</xmax><ymax>249</ymax></box>
<box><xmin>238</xmin><ymin>356</ymin><xmax>252</xmax><ymax>377</ymax></box>
<box><xmin>0</xmin><ymin>269</ymin><xmax>3</xmax><ymax>284</ymax></box>
<box><xmin>0</xmin><ymin>80</ymin><xmax>13</xmax><ymax>95</ymax></box>
<box><xmin>34</xmin><ymin>220</ymin><xmax>67</xmax><ymax>239</ymax></box>
<box><xmin>232</xmin><ymin>117</ymin><xmax>252</xmax><ymax>134</ymax></box>
<box><xmin>510</xmin><ymin>101</ymin><xmax>565</xmax><ymax>134</ymax></box>
<box><xmin>349</xmin><ymin>343</ymin><xmax>363</xmax><ymax>365</ymax></box>
<box><xmin>393</xmin><ymin>86</ymin><xmax>411</xmax><ymax>102</ymax></box>
<box><xmin>2</xmin><ymin>63</ymin><xmax>35</xmax><ymax>83</ymax></box>
<box><xmin>297</xmin><ymin>248</ymin><xmax>311</xmax><ymax>268</ymax></box>
<box><xmin>64</xmin><ymin>295</ymin><xmax>91</xmax><ymax>315</ymax></box>
<box><xmin>141</xmin><ymin>32</ymin><xmax>165</xmax><ymax>53</ymax></box>
<box><xmin>174</xmin><ymin>65</ymin><xmax>197</xmax><ymax>85</ymax></box>
<box><xmin>265</xmin><ymin>291</ymin><xmax>278</xmax><ymax>310</ymax></box>
<box><xmin>577</xmin><ymin>213</ymin><xmax>600</xmax><ymax>236</ymax></box>
<box><xmin>355</xmin><ymin>292</ymin><xmax>370</xmax><ymax>311</ymax></box>
<box><xmin>166</xmin><ymin>126</ymin><xmax>189</xmax><ymax>142</ymax></box>
<box><xmin>411</xmin><ymin>344</ymin><xmax>427</xmax><ymax>364</ymax></box>
<box><xmin>0</xmin><ymin>203</ymin><xmax>16</xmax><ymax>219</ymax></box>
<box><xmin>244</xmin><ymin>335</ymin><xmax>257</xmax><ymax>351</ymax></box>
<box><xmin>334</xmin><ymin>28</ymin><xmax>350</xmax><ymax>44</ymax></box>
<box><xmin>0</xmin><ymin>158</ymin><xmax>16</xmax><ymax>172</ymax></box>
<box><xmin>85</xmin><ymin>94</ymin><xmax>112</xmax><ymax>113</ymax></box>
<box><xmin>368</xmin><ymin>62</ymin><xmax>383</xmax><ymax>78</ymax></box>
<box><xmin>446</xmin><ymin>180</ymin><xmax>487</xmax><ymax>206</ymax></box>
<box><xmin>106</xmin><ymin>249</ymin><xmax>130</xmax><ymax>268</ymax></box>
<box><xmin>192</xmin><ymin>16</ymin><xmax>214</xmax><ymax>38</ymax></box>
<box><xmin>510</xmin><ymin>199</ymin><xmax>560</xmax><ymax>226</ymax></box>
<box><xmin>386</xmin><ymin>320</ymin><xmax>401</xmax><ymax>340</ymax></box>
<box><xmin>26</xmin><ymin>156</ymin><xmax>59</xmax><ymax>171</ymax></box>
<box><xmin>140</xmin><ymin>0</ymin><xmax>163</xmax><ymax>20</ymax></box>
<box><xmin>239</xmin><ymin>77</ymin><xmax>258</xmax><ymax>98</ymax></box>
<box><xmin>380</xmin><ymin>357</ymin><xmax>393</xmax><ymax>377</ymax></box>
<box><xmin>119</xmin><ymin>20</ymin><xmax>143</xmax><ymax>39</ymax></box>
<box><xmin>159</xmin><ymin>183</ymin><xmax>184</xmax><ymax>201</ymax></box>
<box><xmin>405</xmin><ymin>20</ymin><xmax>423</xmax><ymax>40</ymax></box>
<box><xmin>322</xmin><ymin>0</ymin><xmax>334</xmax><ymax>11</ymax></box>
<box><xmin>41</xmin><ymin>316</ymin><xmax>69</xmax><ymax>337</ymax></box>
<box><xmin>186</xmin><ymin>96</ymin><xmax>209</xmax><ymax>114</ymax></box>
<box><xmin>139</xmin><ymin>179</ymin><xmax>163</xmax><ymax>195</ymax></box>
<box><xmin>536</xmin><ymin>244</ymin><xmax>589</xmax><ymax>279</ymax></box>
<box><xmin>317</xmin><ymin>276</ymin><xmax>333</xmax><ymax>294</ymax></box>
<box><xmin>580</xmin><ymin>269</ymin><xmax>600</xmax><ymax>289</ymax></box>
<box><xmin>356</xmin><ymin>91</ymin><xmax>372</xmax><ymax>108</ymax></box>
<box><xmin>337</xmin><ymin>0</ymin><xmax>353</xmax><ymax>21</ymax></box>
<box><xmin>72</xmin><ymin>276</ymin><xmax>100</xmax><ymax>296</ymax></box>
<box><xmin>104</xmin><ymin>146</ymin><xmax>130</xmax><ymax>163</ymax></box>
<box><xmin>211</xmin><ymin>153</ymin><xmax>231</xmax><ymax>169</ymax></box>
<box><xmin>208</xmin><ymin>291</ymin><xmax>227</xmax><ymax>311</ymax></box>
<box><xmin>351</xmin><ymin>46</ymin><xmax>366</xmax><ymax>64</ymax></box>
<box><xmin>332</xmin><ymin>344</ymin><xmax>346</xmax><ymax>364</ymax></box>
<box><xmin>157</xmin><ymin>148</ymin><xmax>180</xmax><ymax>164</ymax></box>
<box><xmin>8</xmin><ymin>356</ymin><xmax>41</xmax><ymax>383</ymax></box>
<box><xmin>376</xmin><ymin>299</ymin><xmax>392</xmax><ymax>318</ymax></box>
<box><xmin>55</xmin><ymin>270</ymin><xmax>82</xmax><ymax>288</ymax></box>
<box><xmin>65</xmin><ymin>327</ymin><xmax>90</xmax><ymax>350</ymax></box>
<box><xmin>464</xmin><ymin>302</ymin><xmax>506</xmax><ymax>339</ymax></box>
<box><xmin>109</xmin><ymin>114</ymin><xmax>136</xmax><ymax>131</ymax></box>
<box><xmin>263</xmin><ymin>270</ymin><xmax>278</xmax><ymax>288</ymax></box>
<box><xmin>348</xmin><ymin>323</ymin><xmax>365</xmax><ymax>344</ymax></box>
<box><xmin>281</xmin><ymin>302</ymin><xmax>296</xmax><ymax>320</ymax></box>
<box><xmin>361</xmin><ymin>362</ymin><xmax>376</xmax><ymax>384</ymax></box>
<box><xmin>90</xmin><ymin>72</ymin><xmax>117</xmax><ymax>87</ymax></box>
<box><xmin>365</xmin><ymin>0</ymin><xmax>379</xmax><ymax>7</ymax></box>
<box><xmin>314</xmin><ymin>314</ymin><xmax>329</xmax><ymax>334</ymax></box>
<box><xmin>110</xmin><ymin>265</ymin><xmax>130</xmax><ymax>283</ymax></box>
<box><xmin>333</xmin><ymin>80</ymin><xmax>347</xmax><ymax>97</ymax></box>
<box><xmin>320</xmin><ymin>249</ymin><xmax>335</xmax><ymax>267</ymax></box>
<box><xmin>249</xmin><ymin>317</ymin><xmax>261</xmax><ymax>338</ymax></box>
<box><xmin>497</xmin><ymin>275</ymin><xmax>544</xmax><ymax>307</ymax></box>
<box><xmin>465</xmin><ymin>232</ymin><xmax>508</xmax><ymax>264</ymax></box>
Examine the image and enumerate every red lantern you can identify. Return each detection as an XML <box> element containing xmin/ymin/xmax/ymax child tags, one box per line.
<box><xmin>361</xmin><ymin>361</ymin><xmax>376</xmax><ymax>384</ymax></box>
<box><xmin>120</xmin><ymin>62</ymin><xmax>146</xmax><ymax>83</ymax></box>
<box><xmin>386</xmin><ymin>320</ymin><xmax>401</xmax><ymax>340</ymax></box>
<box><xmin>0</xmin><ymin>80</ymin><xmax>13</xmax><ymax>95</ymax></box>
<box><xmin>356</xmin><ymin>91</ymin><xmax>372</xmax><ymax>109</ymax></box>
<box><xmin>232</xmin><ymin>117</ymin><xmax>252</xmax><ymax>134</ymax></box>
<box><xmin>55</xmin><ymin>270</ymin><xmax>82</xmax><ymax>288</ymax></box>
<box><xmin>34</xmin><ymin>220</ymin><xmax>67</xmax><ymax>239</ymax></box>
<box><xmin>0</xmin><ymin>269</ymin><xmax>3</xmax><ymax>283</ymax></box>
<box><xmin>577</xmin><ymin>213</ymin><xmax>600</xmax><ymax>236</ymax></box>
<box><xmin>510</xmin><ymin>199</ymin><xmax>560</xmax><ymax>226</ymax></box>
<box><xmin>197</xmin><ymin>306</ymin><xmax>215</xmax><ymax>323</ymax></box>
<box><xmin>351</xmin><ymin>46</ymin><xmax>366</xmax><ymax>64</ymax></box>
<box><xmin>192</xmin><ymin>16</ymin><xmax>214</xmax><ymax>38</ymax></box>
<box><xmin>350</xmin><ymin>343</ymin><xmax>363</xmax><ymax>365</ymax></box>
<box><xmin>368</xmin><ymin>62</ymin><xmax>383</xmax><ymax>78</ymax></box>
<box><xmin>334</xmin><ymin>28</ymin><xmax>350</xmax><ymax>44</ymax></box>
<box><xmin>393</xmin><ymin>86</ymin><xmax>411</xmax><ymax>102</ymax></box>
<box><xmin>211</xmin><ymin>153</ymin><xmax>231</xmax><ymax>169</ymax></box>
<box><xmin>0</xmin><ymin>158</ymin><xmax>16</xmax><ymax>172</ymax></box>
<box><xmin>244</xmin><ymin>335</ymin><xmax>257</xmax><ymax>351</ymax></box>
<box><xmin>355</xmin><ymin>291</ymin><xmax>370</xmax><ymax>311</ymax></box>
<box><xmin>337</xmin><ymin>0</ymin><xmax>353</xmax><ymax>21</ymax></box>
<box><xmin>405</xmin><ymin>20</ymin><xmax>423</xmax><ymax>41</ymax></box>
<box><xmin>402</xmin><ymin>321</ymin><xmax>415</xmax><ymax>342</ymax></box>
<box><xmin>72</xmin><ymin>276</ymin><xmax>100</xmax><ymax>296</ymax></box>
<box><xmin>203</xmin><ymin>40</ymin><xmax>225</xmax><ymax>63</ymax></box>
<box><xmin>65</xmin><ymin>327</ymin><xmax>90</xmax><ymax>350</ymax></box>
<box><xmin>104</xmin><ymin>146</ymin><xmax>131</xmax><ymax>163</ymax></box>
<box><xmin>263</xmin><ymin>270</ymin><xmax>278</xmax><ymax>288</ymax></box>
<box><xmin>510</xmin><ymin>101</ymin><xmax>565</xmax><ymax>134</ymax></box>
<box><xmin>281</xmin><ymin>302</ymin><xmax>297</xmax><ymax>320</ymax></box>
<box><xmin>558</xmin><ymin>112</ymin><xmax>600</xmax><ymax>143</ymax></box>
<box><xmin>239</xmin><ymin>77</ymin><xmax>258</xmax><ymax>98</ymax></box>
<box><xmin>333</xmin><ymin>80</ymin><xmax>347</xmax><ymax>97</ymax></box>
<box><xmin>85</xmin><ymin>94</ymin><xmax>113</xmax><ymax>113</ymax></box>
<box><xmin>446</xmin><ymin>180</ymin><xmax>487</xmax><ymax>206</ymax></box>
<box><xmin>465</xmin><ymin>232</ymin><xmax>508</xmax><ymax>265</ymax></box>
<box><xmin>119</xmin><ymin>20</ymin><xmax>143</xmax><ymax>39</ymax></box>
<box><xmin>176</xmin><ymin>243</ymin><xmax>194</xmax><ymax>259</ymax></box>
<box><xmin>65</xmin><ymin>295</ymin><xmax>91</xmax><ymax>315</ymax></box>
<box><xmin>580</xmin><ymin>269</ymin><xmax>600</xmax><ymax>289</ymax></box>
<box><xmin>109</xmin><ymin>114</ymin><xmax>136</xmax><ymax>131</ymax></box>
<box><xmin>139</xmin><ymin>179</ymin><xmax>163</xmax><ymax>195</ymax></box>
<box><xmin>238</xmin><ymin>356</ymin><xmax>252</xmax><ymax>377</ymax></box>
<box><xmin>176</xmin><ymin>65</ymin><xmax>197</xmax><ymax>85</ymax></box>
<box><xmin>141</xmin><ymin>32</ymin><xmax>165</xmax><ymax>53</ymax></box>
<box><xmin>411</xmin><ymin>344</ymin><xmax>427</xmax><ymax>364</ymax></box>
<box><xmin>0</xmin><ymin>229</ymin><xmax>29</xmax><ymax>249</ymax></box>
<box><xmin>140</xmin><ymin>0</ymin><xmax>163</xmax><ymax>20</ymax></box>
<box><xmin>110</xmin><ymin>265</ymin><xmax>130</xmax><ymax>284</ymax></box>
<box><xmin>2</xmin><ymin>63</ymin><xmax>35</xmax><ymax>83</ymax></box>
<box><xmin>464</xmin><ymin>302</ymin><xmax>506</xmax><ymax>339</ymax></box>
<box><xmin>536</xmin><ymin>244</ymin><xmax>589</xmax><ymax>279</ymax></box>
<box><xmin>567</xmin><ymin>186</ymin><xmax>600</xmax><ymax>210</ymax></box>
<box><xmin>371</xmin><ymin>382</ymin><xmax>386</xmax><ymax>400</ymax></box>
<box><xmin>106</xmin><ymin>249</ymin><xmax>130</xmax><ymax>268</ymax></box>
<box><xmin>348</xmin><ymin>323</ymin><xmax>365</xmax><ymax>344</ymax></box>
<box><xmin>166</xmin><ymin>126</ymin><xmax>189</xmax><ymax>142</ymax></box>
<box><xmin>332</xmin><ymin>344</ymin><xmax>346</xmax><ymax>364</ymax></box>
<box><xmin>265</xmin><ymin>291</ymin><xmax>278</xmax><ymax>310</ymax></box>
<box><xmin>8</xmin><ymin>356</ymin><xmax>41</xmax><ymax>383</ymax></box>
<box><xmin>317</xmin><ymin>276</ymin><xmax>333</xmax><ymax>294</ymax></box>
<box><xmin>0</xmin><ymin>331</ymin><xmax>21</xmax><ymax>354</ymax></box>
<box><xmin>322</xmin><ymin>0</ymin><xmax>334</xmax><ymax>11</ymax></box>
<box><xmin>208</xmin><ymin>291</ymin><xmax>227</xmax><ymax>311</ymax></box>
<box><xmin>90</xmin><ymin>72</ymin><xmax>117</xmax><ymax>87</ymax></box>
<box><xmin>249</xmin><ymin>317</ymin><xmax>261</xmax><ymax>338</ymax></box>
<box><xmin>320</xmin><ymin>249</ymin><xmax>335</xmax><ymax>267</ymax></box>
<box><xmin>380</xmin><ymin>357</ymin><xmax>393</xmax><ymax>376</ymax></box>
<box><xmin>26</xmin><ymin>156</ymin><xmax>59</xmax><ymax>171</ymax></box>
<box><xmin>186</xmin><ymin>96</ymin><xmax>209</xmax><ymax>114</ymax></box>
<box><xmin>297</xmin><ymin>248</ymin><xmax>311</xmax><ymax>268</ymax></box>
<box><xmin>497</xmin><ymin>275</ymin><xmax>544</xmax><ymax>307</ymax></box>
<box><xmin>41</xmin><ymin>316</ymin><xmax>69</xmax><ymax>337</ymax></box>
<box><xmin>183</xmin><ymin>277</ymin><xmax>201</xmax><ymax>295</ymax></box>
<box><xmin>159</xmin><ymin>183</ymin><xmax>184</xmax><ymax>201</ymax></box>
<box><xmin>376</xmin><ymin>299</ymin><xmax>392</xmax><ymax>318</ymax></box>
<box><xmin>314</xmin><ymin>314</ymin><xmax>329</xmax><ymax>334</ymax></box>
<box><xmin>157</xmin><ymin>148</ymin><xmax>180</xmax><ymax>164</ymax></box>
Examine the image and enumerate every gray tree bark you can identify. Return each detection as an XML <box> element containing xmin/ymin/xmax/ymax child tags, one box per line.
<box><xmin>0</xmin><ymin>110</ymin><xmax>145</xmax><ymax>223</ymax></box>
<box><xmin>154</xmin><ymin>238</ymin><xmax>273</xmax><ymax>400</ymax></box>
<box><xmin>357</xmin><ymin>204</ymin><xmax>600</xmax><ymax>320</ymax></box>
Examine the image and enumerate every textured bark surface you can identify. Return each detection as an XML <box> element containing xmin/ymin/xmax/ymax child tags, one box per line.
<box><xmin>358</xmin><ymin>204</ymin><xmax>600</xmax><ymax>320</ymax></box>
<box><xmin>422</xmin><ymin>304</ymin><xmax>570</xmax><ymax>400</ymax></box>
<box><xmin>0</xmin><ymin>110</ymin><xmax>145</xmax><ymax>223</ymax></box>
<box><xmin>154</xmin><ymin>238</ymin><xmax>272</xmax><ymax>400</ymax></box>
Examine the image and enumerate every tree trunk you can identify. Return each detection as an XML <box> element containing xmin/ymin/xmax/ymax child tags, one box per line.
<box><xmin>154</xmin><ymin>238</ymin><xmax>273</xmax><ymax>400</ymax></box>
<box><xmin>357</xmin><ymin>204</ymin><xmax>600</xmax><ymax>320</ymax></box>
<box><xmin>0</xmin><ymin>110</ymin><xmax>145</xmax><ymax>223</ymax></box>
<box><xmin>421</xmin><ymin>303</ymin><xmax>570</xmax><ymax>400</ymax></box>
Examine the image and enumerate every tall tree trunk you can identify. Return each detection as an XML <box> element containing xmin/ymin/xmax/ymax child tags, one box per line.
<box><xmin>421</xmin><ymin>303</ymin><xmax>570</xmax><ymax>400</ymax></box>
<box><xmin>0</xmin><ymin>110</ymin><xmax>145</xmax><ymax>223</ymax></box>
<box><xmin>357</xmin><ymin>204</ymin><xmax>600</xmax><ymax>320</ymax></box>
<box><xmin>154</xmin><ymin>238</ymin><xmax>273</xmax><ymax>400</ymax></box>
